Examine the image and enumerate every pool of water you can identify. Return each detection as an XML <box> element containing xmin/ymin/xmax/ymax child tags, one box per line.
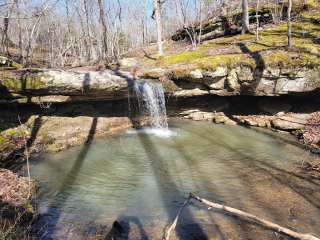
<box><xmin>31</xmin><ymin>119</ymin><xmax>320</xmax><ymax>240</ymax></box>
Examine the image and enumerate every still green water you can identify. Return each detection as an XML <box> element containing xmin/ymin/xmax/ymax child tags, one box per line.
<box><xmin>31</xmin><ymin>120</ymin><xmax>320</xmax><ymax>240</ymax></box>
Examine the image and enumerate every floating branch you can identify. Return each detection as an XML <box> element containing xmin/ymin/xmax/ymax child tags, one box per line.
<box><xmin>163</xmin><ymin>193</ymin><xmax>320</xmax><ymax>240</ymax></box>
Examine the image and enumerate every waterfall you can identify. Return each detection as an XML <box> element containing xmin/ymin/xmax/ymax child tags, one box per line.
<box><xmin>130</xmin><ymin>80</ymin><xmax>168</xmax><ymax>129</ymax></box>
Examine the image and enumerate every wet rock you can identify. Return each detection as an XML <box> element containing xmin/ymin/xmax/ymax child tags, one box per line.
<box><xmin>179</xmin><ymin>109</ymin><xmax>201</xmax><ymax>116</ymax></box>
<box><xmin>239</xmin><ymin>116</ymin><xmax>270</xmax><ymax>128</ymax></box>
<box><xmin>173</xmin><ymin>88</ymin><xmax>209</xmax><ymax>97</ymax></box>
<box><xmin>188</xmin><ymin>111</ymin><xmax>214</xmax><ymax>121</ymax></box>
<box><xmin>213</xmin><ymin>113</ymin><xmax>237</xmax><ymax>125</ymax></box>
<box><xmin>36</xmin><ymin>116</ymin><xmax>133</xmax><ymax>152</ymax></box>
<box><xmin>272</xmin><ymin>114</ymin><xmax>310</xmax><ymax>130</ymax></box>
<box><xmin>143</xmin><ymin>68</ymin><xmax>166</xmax><ymax>79</ymax></box>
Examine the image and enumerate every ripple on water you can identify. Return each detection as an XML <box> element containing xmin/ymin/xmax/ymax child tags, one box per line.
<box><xmin>31</xmin><ymin>119</ymin><xmax>320</xmax><ymax>240</ymax></box>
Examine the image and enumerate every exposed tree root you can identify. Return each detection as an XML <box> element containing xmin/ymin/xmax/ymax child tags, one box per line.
<box><xmin>163</xmin><ymin>193</ymin><xmax>320</xmax><ymax>240</ymax></box>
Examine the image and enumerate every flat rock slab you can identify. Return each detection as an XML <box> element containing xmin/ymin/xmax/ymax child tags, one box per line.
<box><xmin>272</xmin><ymin>114</ymin><xmax>310</xmax><ymax>130</ymax></box>
<box><xmin>1</xmin><ymin>69</ymin><xmax>135</xmax><ymax>101</ymax></box>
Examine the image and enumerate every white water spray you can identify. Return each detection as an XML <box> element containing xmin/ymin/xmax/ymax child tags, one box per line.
<box><xmin>132</xmin><ymin>80</ymin><xmax>168</xmax><ymax>129</ymax></box>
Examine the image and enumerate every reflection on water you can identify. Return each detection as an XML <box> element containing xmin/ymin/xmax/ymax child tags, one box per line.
<box><xmin>31</xmin><ymin>119</ymin><xmax>320</xmax><ymax>240</ymax></box>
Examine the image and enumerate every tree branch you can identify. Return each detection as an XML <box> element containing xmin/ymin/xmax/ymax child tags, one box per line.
<box><xmin>163</xmin><ymin>193</ymin><xmax>320</xmax><ymax>240</ymax></box>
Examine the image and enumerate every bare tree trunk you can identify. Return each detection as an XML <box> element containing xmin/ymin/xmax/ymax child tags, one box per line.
<box><xmin>241</xmin><ymin>0</ymin><xmax>250</xmax><ymax>34</ymax></box>
<box><xmin>15</xmin><ymin>0</ymin><xmax>23</xmax><ymax>61</ymax></box>
<box><xmin>198</xmin><ymin>0</ymin><xmax>203</xmax><ymax>46</ymax></box>
<box><xmin>153</xmin><ymin>0</ymin><xmax>164</xmax><ymax>56</ymax></box>
<box><xmin>83</xmin><ymin>0</ymin><xmax>92</xmax><ymax>62</ymax></box>
<box><xmin>1</xmin><ymin>0</ymin><xmax>14</xmax><ymax>55</ymax></box>
<box><xmin>255</xmin><ymin>0</ymin><xmax>260</xmax><ymax>42</ymax></box>
<box><xmin>287</xmin><ymin>0</ymin><xmax>293</xmax><ymax>49</ymax></box>
<box><xmin>97</xmin><ymin>0</ymin><xmax>108</xmax><ymax>63</ymax></box>
<box><xmin>1</xmin><ymin>16</ymin><xmax>9</xmax><ymax>54</ymax></box>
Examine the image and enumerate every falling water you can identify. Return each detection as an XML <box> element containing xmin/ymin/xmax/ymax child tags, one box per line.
<box><xmin>130</xmin><ymin>80</ymin><xmax>168</xmax><ymax>129</ymax></box>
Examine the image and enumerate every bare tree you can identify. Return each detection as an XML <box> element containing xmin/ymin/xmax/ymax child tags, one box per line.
<box><xmin>97</xmin><ymin>0</ymin><xmax>108</xmax><ymax>63</ymax></box>
<box><xmin>153</xmin><ymin>0</ymin><xmax>164</xmax><ymax>56</ymax></box>
<box><xmin>256</xmin><ymin>0</ymin><xmax>260</xmax><ymax>42</ymax></box>
<box><xmin>287</xmin><ymin>0</ymin><xmax>292</xmax><ymax>49</ymax></box>
<box><xmin>242</xmin><ymin>0</ymin><xmax>250</xmax><ymax>34</ymax></box>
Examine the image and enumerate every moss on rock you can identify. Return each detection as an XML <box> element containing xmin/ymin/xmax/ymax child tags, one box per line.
<box><xmin>1</xmin><ymin>72</ymin><xmax>46</xmax><ymax>92</ymax></box>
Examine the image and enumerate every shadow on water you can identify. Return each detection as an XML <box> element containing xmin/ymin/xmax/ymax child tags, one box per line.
<box><xmin>175</xmin><ymin>126</ymin><xmax>320</xmax><ymax>239</ymax></box>
<box><xmin>186</xmin><ymin>127</ymin><xmax>320</xmax><ymax>212</ymax></box>
<box><xmin>104</xmin><ymin>215</ymin><xmax>149</xmax><ymax>240</ymax></box>
<box><xmin>36</xmin><ymin>74</ymin><xmax>98</xmax><ymax>239</ymax></box>
<box><xmin>170</xmin><ymin>143</ymin><xmax>228</xmax><ymax>240</ymax></box>
<box><xmin>135</xmin><ymin>132</ymin><xmax>208</xmax><ymax>240</ymax></box>
<box><xmin>108</xmin><ymin>66</ymin><xmax>208</xmax><ymax>239</ymax></box>
<box><xmin>37</xmin><ymin>116</ymin><xmax>98</xmax><ymax>239</ymax></box>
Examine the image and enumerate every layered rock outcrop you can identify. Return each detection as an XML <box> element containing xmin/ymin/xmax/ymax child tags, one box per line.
<box><xmin>0</xmin><ymin>69</ymin><xmax>132</xmax><ymax>103</ymax></box>
<box><xmin>161</xmin><ymin>65</ymin><xmax>320</xmax><ymax>97</ymax></box>
<box><xmin>2</xmin><ymin>65</ymin><xmax>318</xmax><ymax>104</ymax></box>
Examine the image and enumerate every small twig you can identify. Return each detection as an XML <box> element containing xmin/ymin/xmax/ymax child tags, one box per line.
<box><xmin>162</xmin><ymin>196</ymin><xmax>191</xmax><ymax>240</ymax></box>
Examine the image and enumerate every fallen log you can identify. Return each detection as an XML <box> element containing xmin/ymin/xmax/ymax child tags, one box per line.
<box><xmin>163</xmin><ymin>193</ymin><xmax>320</xmax><ymax>240</ymax></box>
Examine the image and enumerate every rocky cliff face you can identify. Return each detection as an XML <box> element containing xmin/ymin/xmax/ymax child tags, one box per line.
<box><xmin>0</xmin><ymin>69</ymin><xmax>132</xmax><ymax>103</ymax></box>
<box><xmin>161</xmin><ymin>65</ymin><xmax>320</xmax><ymax>97</ymax></box>
<box><xmin>1</xmin><ymin>65</ymin><xmax>319</xmax><ymax>104</ymax></box>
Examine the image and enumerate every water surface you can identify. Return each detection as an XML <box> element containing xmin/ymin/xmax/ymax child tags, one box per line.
<box><xmin>31</xmin><ymin>120</ymin><xmax>320</xmax><ymax>239</ymax></box>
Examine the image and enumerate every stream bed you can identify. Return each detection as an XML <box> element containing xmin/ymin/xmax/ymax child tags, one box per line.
<box><xmin>31</xmin><ymin>119</ymin><xmax>320</xmax><ymax>240</ymax></box>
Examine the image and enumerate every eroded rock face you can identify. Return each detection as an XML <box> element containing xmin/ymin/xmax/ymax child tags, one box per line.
<box><xmin>161</xmin><ymin>66</ymin><xmax>320</xmax><ymax>97</ymax></box>
<box><xmin>1</xmin><ymin>65</ymin><xmax>319</xmax><ymax>103</ymax></box>
<box><xmin>0</xmin><ymin>69</ymin><xmax>132</xmax><ymax>103</ymax></box>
